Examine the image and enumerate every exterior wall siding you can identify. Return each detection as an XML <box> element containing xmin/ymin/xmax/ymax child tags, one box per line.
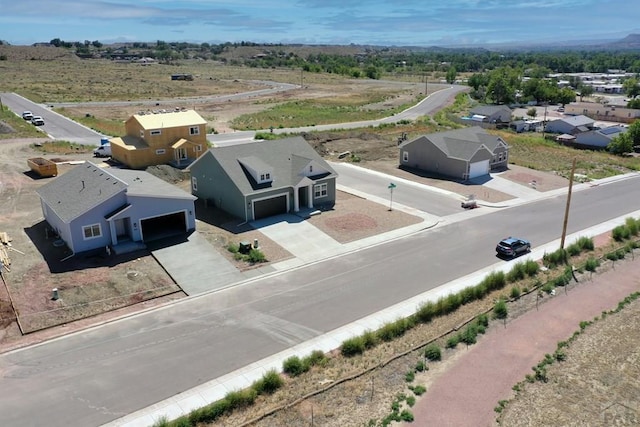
<box><xmin>190</xmin><ymin>153</ymin><xmax>247</xmax><ymax>220</ymax></box>
<box><xmin>67</xmin><ymin>193</ymin><xmax>128</xmax><ymax>253</ymax></box>
<box><xmin>122</xmin><ymin>195</ymin><xmax>196</xmax><ymax>240</ymax></box>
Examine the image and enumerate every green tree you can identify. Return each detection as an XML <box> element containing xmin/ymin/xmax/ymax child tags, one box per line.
<box><xmin>487</xmin><ymin>67</ymin><xmax>518</xmax><ymax>105</ymax></box>
<box><xmin>623</xmin><ymin>78</ymin><xmax>640</xmax><ymax>99</ymax></box>
<box><xmin>446</xmin><ymin>66</ymin><xmax>457</xmax><ymax>84</ymax></box>
<box><xmin>578</xmin><ymin>84</ymin><xmax>594</xmax><ymax>101</ymax></box>
<box><xmin>607</xmin><ymin>132</ymin><xmax>633</xmax><ymax>155</ymax></box>
<box><xmin>527</xmin><ymin>107</ymin><xmax>537</xmax><ymax>118</ymax></box>
<box><xmin>557</xmin><ymin>87</ymin><xmax>576</xmax><ymax>106</ymax></box>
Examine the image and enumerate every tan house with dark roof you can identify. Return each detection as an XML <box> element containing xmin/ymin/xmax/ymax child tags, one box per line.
<box><xmin>110</xmin><ymin>110</ymin><xmax>208</xmax><ymax>169</ymax></box>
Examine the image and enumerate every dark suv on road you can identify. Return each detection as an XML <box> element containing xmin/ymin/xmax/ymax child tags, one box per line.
<box><xmin>496</xmin><ymin>237</ymin><xmax>531</xmax><ymax>258</ymax></box>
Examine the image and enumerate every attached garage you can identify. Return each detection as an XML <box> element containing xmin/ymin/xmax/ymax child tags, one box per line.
<box><xmin>468</xmin><ymin>159</ymin><xmax>490</xmax><ymax>179</ymax></box>
<box><xmin>253</xmin><ymin>195</ymin><xmax>287</xmax><ymax>220</ymax></box>
<box><xmin>140</xmin><ymin>211</ymin><xmax>188</xmax><ymax>242</ymax></box>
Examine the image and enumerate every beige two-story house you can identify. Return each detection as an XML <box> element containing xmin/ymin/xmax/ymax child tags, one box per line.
<box><xmin>110</xmin><ymin>109</ymin><xmax>208</xmax><ymax>169</ymax></box>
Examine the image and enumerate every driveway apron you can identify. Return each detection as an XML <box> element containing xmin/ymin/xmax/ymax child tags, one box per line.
<box><xmin>150</xmin><ymin>232</ymin><xmax>245</xmax><ymax>295</ymax></box>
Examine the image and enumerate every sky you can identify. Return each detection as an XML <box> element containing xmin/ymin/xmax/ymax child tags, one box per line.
<box><xmin>2</xmin><ymin>0</ymin><xmax>640</xmax><ymax>47</ymax></box>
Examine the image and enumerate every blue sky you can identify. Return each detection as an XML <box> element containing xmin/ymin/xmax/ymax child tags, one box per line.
<box><xmin>2</xmin><ymin>0</ymin><xmax>639</xmax><ymax>47</ymax></box>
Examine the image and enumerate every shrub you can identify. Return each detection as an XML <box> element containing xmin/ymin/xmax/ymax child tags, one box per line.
<box><xmin>625</xmin><ymin>217</ymin><xmax>639</xmax><ymax>236</ymax></box>
<box><xmin>400</xmin><ymin>410</ymin><xmax>414</xmax><ymax>422</ymax></box>
<box><xmin>424</xmin><ymin>344</ymin><xmax>442</xmax><ymax>361</ymax></box>
<box><xmin>227</xmin><ymin>243</ymin><xmax>239</xmax><ymax>253</ymax></box>
<box><xmin>507</xmin><ymin>262</ymin><xmax>526</xmax><ymax>283</ymax></box>
<box><xmin>406</xmin><ymin>395</ymin><xmax>416</xmax><ymax>407</ymax></box>
<box><xmin>460</xmin><ymin>324</ymin><xmax>478</xmax><ymax>345</ymax></box>
<box><xmin>524</xmin><ymin>259</ymin><xmax>540</xmax><ymax>276</ymax></box>
<box><xmin>377</xmin><ymin>319</ymin><xmax>408</xmax><ymax>342</ymax></box>
<box><xmin>225</xmin><ymin>388</ymin><xmax>257</xmax><ymax>410</ymax></box>
<box><xmin>416</xmin><ymin>301</ymin><xmax>437</xmax><ymax>323</ymax></box>
<box><xmin>493</xmin><ymin>299</ymin><xmax>508</xmax><ymax>320</ymax></box>
<box><xmin>405</xmin><ymin>371</ymin><xmax>415</xmax><ymax>382</ymax></box>
<box><xmin>283</xmin><ymin>356</ymin><xmax>306</xmax><ymax>377</ymax></box>
<box><xmin>606</xmin><ymin>251</ymin><xmax>619</xmax><ymax>261</ymax></box>
<box><xmin>616</xmin><ymin>249</ymin><xmax>627</xmax><ymax>260</ymax></box>
<box><xmin>304</xmin><ymin>349</ymin><xmax>328</xmax><ymax>368</ymax></box>
<box><xmin>253</xmin><ymin>369</ymin><xmax>283</xmax><ymax>395</ymax></box>
<box><xmin>552</xmin><ymin>273</ymin><xmax>569</xmax><ymax>287</ymax></box>
<box><xmin>510</xmin><ymin>286</ymin><xmax>521</xmax><ymax>300</ymax></box>
<box><xmin>415</xmin><ymin>360</ymin><xmax>427</xmax><ymax>372</ymax></box>
<box><xmin>576</xmin><ymin>236</ymin><xmax>594</xmax><ymax>251</ymax></box>
<box><xmin>361</xmin><ymin>330</ymin><xmax>379</xmax><ymax>349</ymax></box>
<box><xmin>446</xmin><ymin>335</ymin><xmax>460</xmax><ymax>349</ymax></box>
<box><xmin>412</xmin><ymin>385</ymin><xmax>427</xmax><ymax>395</ymax></box>
<box><xmin>341</xmin><ymin>336</ymin><xmax>365</xmax><ymax>357</ymax></box>
<box><xmin>543</xmin><ymin>248</ymin><xmax>567</xmax><ymax>268</ymax></box>
<box><xmin>459</xmin><ymin>286</ymin><xmax>476</xmax><ymax>305</ymax></box>
<box><xmin>612</xmin><ymin>224</ymin><xmax>631</xmax><ymax>241</ymax></box>
<box><xmin>477</xmin><ymin>313</ymin><xmax>489</xmax><ymax>327</ymax></box>
<box><xmin>247</xmin><ymin>248</ymin><xmax>266</xmax><ymax>263</ymax></box>
<box><xmin>483</xmin><ymin>271</ymin><xmax>506</xmax><ymax>292</ymax></box>
<box><xmin>566</xmin><ymin>242</ymin><xmax>581</xmax><ymax>256</ymax></box>
<box><xmin>472</xmin><ymin>283</ymin><xmax>488</xmax><ymax>300</ymax></box>
<box><xmin>585</xmin><ymin>257</ymin><xmax>600</xmax><ymax>272</ymax></box>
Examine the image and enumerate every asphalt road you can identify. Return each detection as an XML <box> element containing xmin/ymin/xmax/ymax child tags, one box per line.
<box><xmin>0</xmin><ymin>92</ymin><xmax>105</xmax><ymax>145</ymax></box>
<box><xmin>331</xmin><ymin>162</ymin><xmax>462</xmax><ymax>216</ymax></box>
<box><xmin>2</xmin><ymin>175</ymin><xmax>640</xmax><ymax>426</ymax></box>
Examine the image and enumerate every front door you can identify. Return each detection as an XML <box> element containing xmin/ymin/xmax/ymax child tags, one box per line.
<box><xmin>114</xmin><ymin>218</ymin><xmax>130</xmax><ymax>239</ymax></box>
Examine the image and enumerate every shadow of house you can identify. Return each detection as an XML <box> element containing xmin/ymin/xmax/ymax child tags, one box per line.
<box><xmin>24</xmin><ymin>220</ymin><xmax>149</xmax><ymax>274</ymax></box>
<box><xmin>398</xmin><ymin>127</ymin><xmax>509</xmax><ymax>181</ymax></box>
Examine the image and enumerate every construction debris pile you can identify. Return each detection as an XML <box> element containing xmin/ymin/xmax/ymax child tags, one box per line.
<box><xmin>1</xmin><ymin>232</ymin><xmax>13</xmax><ymax>273</ymax></box>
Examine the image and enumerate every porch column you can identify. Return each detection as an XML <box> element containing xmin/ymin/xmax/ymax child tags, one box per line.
<box><xmin>307</xmin><ymin>185</ymin><xmax>313</xmax><ymax>208</ymax></box>
<box><xmin>293</xmin><ymin>187</ymin><xmax>300</xmax><ymax>212</ymax></box>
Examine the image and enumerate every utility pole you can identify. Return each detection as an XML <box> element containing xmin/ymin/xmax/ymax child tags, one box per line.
<box><xmin>300</xmin><ymin>69</ymin><xmax>303</xmax><ymax>89</ymax></box>
<box><xmin>560</xmin><ymin>157</ymin><xmax>577</xmax><ymax>249</ymax></box>
<box><xmin>424</xmin><ymin>72</ymin><xmax>428</xmax><ymax>95</ymax></box>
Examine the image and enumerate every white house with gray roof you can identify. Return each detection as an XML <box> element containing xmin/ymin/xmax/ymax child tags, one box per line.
<box><xmin>36</xmin><ymin>162</ymin><xmax>196</xmax><ymax>254</ymax></box>
<box><xmin>188</xmin><ymin>136</ymin><xmax>337</xmax><ymax>221</ymax></box>
<box><xmin>399</xmin><ymin>127</ymin><xmax>509</xmax><ymax>180</ymax></box>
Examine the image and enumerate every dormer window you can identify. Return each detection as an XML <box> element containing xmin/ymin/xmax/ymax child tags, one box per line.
<box><xmin>309</xmin><ymin>165</ymin><xmax>313</xmax><ymax>173</ymax></box>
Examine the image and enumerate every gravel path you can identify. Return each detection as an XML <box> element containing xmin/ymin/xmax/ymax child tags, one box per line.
<box><xmin>408</xmin><ymin>258</ymin><xmax>640</xmax><ymax>427</ymax></box>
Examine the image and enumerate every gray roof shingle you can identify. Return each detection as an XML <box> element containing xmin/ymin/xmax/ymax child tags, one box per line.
<box><xmin>197</xmin><ymin>136</ymin><xmax>337</xmax><ymax>196</ymax></box>
<box><xmin>36</xmin><ymin>162</ymin><xmax>127</xmax><ymax>223</ymax></box>
<box><xmin>37</xmin><ymin>162</ymin><xmax>196</xmax><ymax>223</ymax></box>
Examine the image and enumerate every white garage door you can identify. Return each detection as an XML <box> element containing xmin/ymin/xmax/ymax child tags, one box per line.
<box><xmin>468</xmin><ymin>160</ymin><xmax>490</xmax><ymax>179</ymax></box>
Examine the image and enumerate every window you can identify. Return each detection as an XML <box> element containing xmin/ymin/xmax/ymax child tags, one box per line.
<box><xmin>314</xmin><ymin>183</ymin><xmax>328</xmax><ymax>198</ymax></box>
<box><xmin>150</xmin><ymin>129</ymin><xmax>162</xmax><ymax>136</ymax></box>
<box><xmin>265</xmin><ymin>173</ymin><xmax>270</xmax><ymax>180</ymax></box>
<box><xmin>155</xmin><ymin>149</ymin><xmax>166</xmax><ymax>155</ymax></box>
<box><xmin>309</xmin><ymin>165</ymin><xmax>313</xmax><ymax>173</ymax></box>
<box><xmin>191</xmin><ymin>177</ymin><xmax>198</xmax><ymax>191</ymax></box>
<box><xmin>139</xmin><ymin>130</ymin><xmax>144</xmax><ymax>138</ymax></box>
<box><xmin>260</xmin><ymin>174</ymin><xmax>265</xmax><ymax>181</ymax></box>
<box><xmin>402</xmin><ymin>151</ymin><xmax>409</xmax><ymax>162</ymax></box>
<box><xmin>83</xmin><ymin>224</ymin><xmax>101</xmax><ymax>240</ymax></box>
<box><xmin>189</xmin><ymin>126</ymin><xmax>200</xmax><ymax>136</ymax></box>
<box><xmin>195</xmin><ymin>144</ymin><xmax>202</xmax><ymax>152</ymax></box>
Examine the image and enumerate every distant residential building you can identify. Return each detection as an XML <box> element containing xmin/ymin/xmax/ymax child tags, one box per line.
<box><xmin>544</xmin><ymin>115</ymin><xmax>595</xmax><ymax>135</ymax></box>
<box><xmin>109</xmin><ymin>110</ymin><xmax>207</xmax><ymax>169</ymax></box>
<box><xmin>469</xmin><ymin>105</ymin><xmax>512</xmax><ymax>124</ymax></box>
<box><xmin>565</xmin><ymin>102</ymin><xmax>640</xmax><ymax>124</ymax></box>
<box><xmin>575</xmin><ymin>126</ymin><xmax>628</xmax><ymax>149</ymax></box>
